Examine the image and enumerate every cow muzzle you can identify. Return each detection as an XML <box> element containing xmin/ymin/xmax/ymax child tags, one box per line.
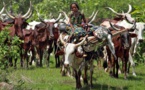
<box><xmin>123</xmin><ymin>44</ymin><xmax>130</xmax><ymax>49</ymax></box>
<box><xmin>64</xmin><ymin>64</ymin><xmax>69</xmax><ymax>68</ymax></box>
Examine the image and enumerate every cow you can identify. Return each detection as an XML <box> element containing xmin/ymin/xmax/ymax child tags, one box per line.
<box><xmin>106</xmin><ymin>22</ymin><xmax>136</xmax><ymax>79</ymax></box>
<box><xmin>4</xmin><ymin>1</ymin><xmax>32</xmax><ymax>68</ymax></box>
<box><xmin>31</xmin><ymin>12</ymin><xmax>62</xmax><ymax>67</ymax></box>
<box><xmin>21</xmin><ymin>28</ymin><xmax>36</xmax><ymax>68</ymax></box>
<box><xmin>127</xmin><ymin>22</ymin><xmax>145</xmax><ymax>76</ymax></box>
<box><xmin>130</xmin><ymin>22</ymin><xmax>145</xmax><ymax>55</ymax></box>
<box><xmin>59</xmin><ymin>33</ymin><xmax>90</xmax><ymax>89</ymax></box>
<box><xmin>101</xmin><ymin>4</ymin><xmax>135</xmax><ymax>28</ymax></box>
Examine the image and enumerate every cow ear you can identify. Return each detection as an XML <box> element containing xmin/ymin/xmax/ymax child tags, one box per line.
<box><xmin>129</xmin><ymin>33</ymin><xmax>137</xmax><ymax>38</ymax></box>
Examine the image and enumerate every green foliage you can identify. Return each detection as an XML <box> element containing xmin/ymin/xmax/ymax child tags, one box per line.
<box><xmin>131</xmin><ymin>3</ymin><xmax>145</xmax><ymax>22</ymax></box>
<box><xmin>0</xmin><ymin>27</ymin><xmax>23</xmax><ymax>70</ymax></box>
<box><xmin>0</xmin><ymin>0</ymin><xmax>145</xmax><ymax>23</ymax></box>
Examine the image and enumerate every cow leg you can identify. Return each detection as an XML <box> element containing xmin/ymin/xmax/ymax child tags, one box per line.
<box><xmin>36</xmin><ymin>48</ymin><xmax>42</xmax><ymax>67</ymax></box>
<box><xmin>90</xmin><ymin>61</ymin><xmax>94</xmax><ymax>88</ymax></box>
<box><xmin>83</xmin><ymin>64</ymin><xmax>88</xmax><ymax>85</ymax></box>
<box><xmin>54</xmin><ymin>42</ymin><xmax>60</xmax><ymax>68</ymax></box>
<box><xmin>112</xmin><ymin>56</ymin><xmax>116</xmax><ymax>77</ymax></box>
<box><xmin>124</xmin><ymin>60</ymin><xmax>128</xmax><ymax>79</ymax></box>
<box><xmin>74</xmin><ymin>69</ymin><xmax>82</xmax><ymax>89</ymax></box>
<box><xmin>39</xmin><ymin>49</ymin><xmax>43</xmax><ymax>67</ymax></box>
<box><xmin>55</xmin><ymin>52</ymin><xmax>60</xmax><ymax>68</ymax></box>
<box><xmin>106</xmin><ymin>48</ymin><xmax>113</xmax><ymax>77</ymax></box>
<box><xmin>128</xmin><ymin>52</ymin><xmax>136</xmax><ymax>76</ymax></box>
<box><xmin>29</xmin><ymin>49</ymin><xmax>36</xmax><ymax>66</ymax></box>
<box><xmin>115</xmin><ymin>58</ymin><xmax>119</xmax><ymax>78</ymax></box>
<box><xmin>124</xmin><ymin>51</ymin><xmax>129</xmax><ymax>79</ymax></box>
<box><xmin>47</xmin><ymin>46</ymin><xmax>53</xmax><ymax>67</ymax></box>
<box><xmin>23</xmin><ymin>51</ymin><xmax>28</xmax><ymax>68</ymax></box>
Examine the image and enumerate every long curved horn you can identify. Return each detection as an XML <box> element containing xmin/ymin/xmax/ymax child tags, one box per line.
<box><xmin>25</xmin><ymin>9</ymin><xmax>33</xmax><ymax>19</ymax></box>
<box><xmin>109</xmin><ymin>21</ymin><xmax>120</xmax><ymax>31</ymax></box>
<box><xmin>0</xmin><ymin>2</ymin><xmax>6</xmax><ymax>15</ymax></box>
<box><xmin>127</xmin><ymin>4</ymin><xmax>132</xmax><ymax>13</ymax></box>
<box><xmin>22</xmin><ymin>1</ymin><xmax>32</xmax><ymax>18</ymax></box>
<box><xmin>106</xmin><ymin>7</ymin><xmax>122</xmax><ymax>15</ymax></box>
<box><xmin>59</xmin><ymin>33</ymin><xmax>67</xmax><ymax>46</ymax></box>
<box><xmin>55</xmin><ymin>13</ymin><xmax>62</xmax><ymax>23</ymax></box>
<box><xmin>61</xmin><ymin>11</ymin><xmax>69</xmax><ymax>23</ymax></box>
<box><xmin>35</xmin><ymin>8</ymin><xmax>45</xmax><ymax>24</ymax></box>
<box><xmin>88</xmin><ymin>10</ymin><xmax>98</xmax><ymax>24</ymax></box>
<box><xmin>4</xmin><ymin>2</ymin><xmax>15</xmax><ymax>19</ymax></box>
<box><xmin>75</xmin><ymin>36</ymin><xmax>87</xmax><ymax>47</ymax></box>
<box><xmin>88</xmin><ymin>10</ymin><xmax>95</xmax><ymax>19</ymax></box>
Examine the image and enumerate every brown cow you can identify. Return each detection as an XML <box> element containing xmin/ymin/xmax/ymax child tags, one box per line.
<box><xmin>4</xmin><ymin>1</ymin><xmax>32</xmax><ymax>68</ymax></box>
<box><xmin>21</xmin><ymin>29</ymin><xmax>36</xmax><ymax>68</ymax></box>
<box><xmin>35</xmin><ymin>12</ymin><xmax>62</xmax><ymax>67</ymax></box>
<box><xmin>106</xmin><ymin>24</ymin><xmax>136</xmax><ymax>79</ymax></box>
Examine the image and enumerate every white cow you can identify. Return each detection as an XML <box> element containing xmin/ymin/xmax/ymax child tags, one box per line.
<box><xmin>130</xmin><ymin>22</ymin><xmax>145</xmax><ymax>55</ymax></box>
<box><xmin>59</xmin><ymin>34</ymin><xmax>94</xmax><ymax>89</ymax></box>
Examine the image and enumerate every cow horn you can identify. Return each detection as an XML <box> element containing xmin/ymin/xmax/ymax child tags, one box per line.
<box><xmin>88</xmin><ymin>10</ymin><xmax>98</xmax><ymax>24</ymax></box>
<box><xmin>55</xmin><ymin>13</ymin><xmax>62</xmax><ymax>23</ymax></box>
<box><xmin>59</xmin><ymin>33</ymin><xmax>67</xmax><ymax>46</ymax></box>
<box><xmin>61</xmin><ymin>11</ymin><xmax>69</xmax><ymax>23</ymax></box>
<box><xmin>127</xmin><ymin>4</ymin><xmax>132</xmax><ymax>13</ymax></box>
<box><xmin>5</xmin><ymin>2</ymin><xmax>15</xmax><ymax>19</ymax></box>
<box><xmin>89</xmin><ymin>10</ymin><xmax>95</xmax><ymax>19</ymax></box>
<box><xmin>25</xmin><ymin>9</ymin><xmax>33</xmax><ymax>19</ymax></box>
<box><xmin>106</xmin><ymin>7</ymin><xmax>122</xmax><ymax>16</ymax></box>
<box><xmin>75</xmin><ymin>35</ymin><xmax>87</xmax><ymax>47</ymax></box>
<box><xmin>109</xmin><ymin>21</ymin><xmax>120</xmax><ymax>31</ymax></box>
<box><xmin>22</xmin><ymin>1</ymin><xmax>32</xmax><ymax>18</ymax></box>
<box><xmin>35</xmin><ymin>8</ymin><xmax>46</xmax><ymax>24</ymax></box>
<box><xmin>0</xmin><ymin>2</ymin><xmax>5</xmax><ymax>15</ymax></box>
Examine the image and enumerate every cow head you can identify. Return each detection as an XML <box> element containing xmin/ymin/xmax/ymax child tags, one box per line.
<box><xmin>5</xmin><ymin>1</ymin><xmax>32</xmax><ymax>37</ymax></box>
<box><xmin>37</xmin><ymin>10</ymin><xmax>62</xmax><ymax>40</ymax></box>
<box><xmin>59</xmin><ymin>33</ymin><xmax>87</xmax><ymax>66</ymax></box>
<box><xmin>110</xmin><ymin>22</ymin><xmax>134</xmax><ymax>49</ymax></box>
<box><xmin>106</xmin><ymin>4</ymin><xmax>135</xmax><ymax>23</ymax></box>
<box><xmin>134</xmin><ymin>22</ymin><xmax>145</xmax><ymax>43</ymax></box>
<box><xmin>120</xmin><ymin>31</ymin><xmax>131</xmax><ymax>49</ymax></box>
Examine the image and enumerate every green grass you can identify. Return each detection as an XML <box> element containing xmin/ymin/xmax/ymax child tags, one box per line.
<box><xmin>4</xmin><ymin>56</ymin><xmax>145</xmax><ymax>90</ymax></box>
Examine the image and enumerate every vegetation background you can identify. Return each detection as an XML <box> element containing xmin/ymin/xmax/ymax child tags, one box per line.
<box><xmin>0</xmin><ymin>0</ymin><xmax>145</xmax><ymax>90</ymax></box>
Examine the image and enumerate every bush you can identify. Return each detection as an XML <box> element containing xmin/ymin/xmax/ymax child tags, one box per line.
<box><xmin>0</xmin><ymin>27</ymin><xmax>23</xmax><ymax>70</ymax></box>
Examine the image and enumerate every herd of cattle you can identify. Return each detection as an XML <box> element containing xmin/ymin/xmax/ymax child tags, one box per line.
<box><xmin>0</xmin><ymin>2</ymin><xmax>145</xmax><ymax>89</ymax></box>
